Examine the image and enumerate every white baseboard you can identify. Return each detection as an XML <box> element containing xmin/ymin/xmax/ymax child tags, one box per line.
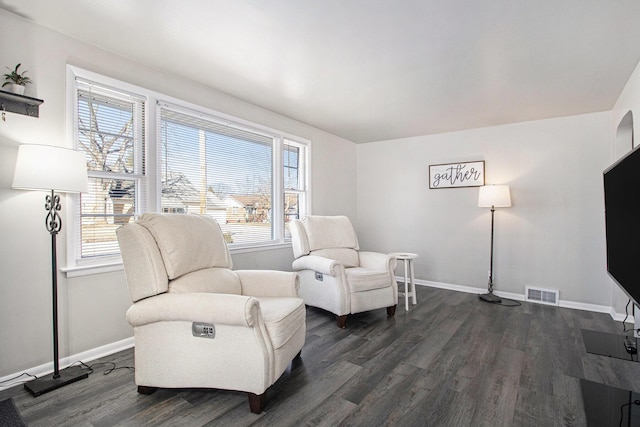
<box><xmin>0</xmin><ymin>336</ymin><xmax>134</xmax><ymax>390</ymax></box>
<box><xmin>400</xmin><ymin>276</ymin><xmax>627</xmax><ymax>323</ymax></box>
<box><xmin>559</xmin><ymin>299</ymin><xmax>615</xmax><ymax>315</ymax></box>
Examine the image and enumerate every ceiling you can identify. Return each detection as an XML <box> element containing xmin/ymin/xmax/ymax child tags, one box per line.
<box><xmin>2</xmin><ymin>0</ymin><xmax>640</xmax><ymax>143</ymax></box>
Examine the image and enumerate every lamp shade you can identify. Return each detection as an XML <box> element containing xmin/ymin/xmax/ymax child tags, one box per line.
<box><xmin>12</xmin><ymin>144</ymin><xmax>88</xmax><ymax>193</ymax></box>
<box><xmin>478</xmin><ymin>185</ymin><xmax>511</xmax><ymax>208</ymax></box>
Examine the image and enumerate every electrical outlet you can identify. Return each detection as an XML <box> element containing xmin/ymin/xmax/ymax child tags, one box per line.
<box><xmin>192</xmin><ymin>322</ymin><xmax>215</xmax><ymax>338</ymax></box>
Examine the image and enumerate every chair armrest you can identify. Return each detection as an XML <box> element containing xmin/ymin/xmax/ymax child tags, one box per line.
<box><xmin>236</xmin><ymin>270</ymin><xmax>299</xmax><ymax>297</ymax></box>
<box><xmin>126</xmin><ymin>293</ymin><xmax>260</xmax><ymax>328</ymax></box>
<box><xmin>359</xmin><ymin>251</ymin><xmax>397</xmax><ymax>271</ymax></box>
<box><xmin>292</xmin><ymin>255</ymin><xmax>341</xmax><ymax>276</ymax></box>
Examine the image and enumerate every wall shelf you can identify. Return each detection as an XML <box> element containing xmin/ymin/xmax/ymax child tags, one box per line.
<box><xmin>0</xmin><ymin>89</ymin><xmax>44</xmax><ymax>118</ymax></box>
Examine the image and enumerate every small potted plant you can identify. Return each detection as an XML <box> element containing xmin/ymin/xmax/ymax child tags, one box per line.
<box><xmin>2</xmin><ymin>63</ymin><xmax>32</xmax><ymax>95</ymax></box>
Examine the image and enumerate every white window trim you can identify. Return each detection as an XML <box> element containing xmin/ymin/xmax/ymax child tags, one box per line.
<box><xmin>283</xmin><ymin>138</ymin><xmax>311</xmax><ymax>240</ymax></box>
<box><xmin>64</xmin><ymin>66</ymin><xmax>311</xmax><ymax>277</ymax></box>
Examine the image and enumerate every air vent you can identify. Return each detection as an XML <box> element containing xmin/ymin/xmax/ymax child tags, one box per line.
<box><xmin>526</xmin><ymin>286</ymin><xmax>559</xmax><ymax>306</ymax></box>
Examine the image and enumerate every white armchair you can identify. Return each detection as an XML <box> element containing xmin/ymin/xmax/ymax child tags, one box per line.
<box><xmin>289</xmin><ymin>215</ymin><xmax>397</xmax><ymax>328</ymax></box>
<box><xmin>116</xmin><ymin>213</ymin><xmax>305</xmax><ymax>414</ymax></box>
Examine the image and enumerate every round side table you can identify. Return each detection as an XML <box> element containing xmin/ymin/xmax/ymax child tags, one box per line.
<box><xmin>389</xmin><ymin>252</ymin><xmax>418</xmax><ymax>311</ymax></box>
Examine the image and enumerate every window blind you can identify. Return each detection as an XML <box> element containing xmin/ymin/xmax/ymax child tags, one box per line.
<box><xmin>75</xmin><ymin>80</ymin><xmax>145</xmax><ymax>259</ymax></box>
<box><xmin>283</xmin><ymin>140</ymin><xmax>306</xmax><ymax>238</ymax></box>
<box><xmin>159</xmin><ymin>103</ymin><xmax>275</xmax><ymax>245</ymax></box>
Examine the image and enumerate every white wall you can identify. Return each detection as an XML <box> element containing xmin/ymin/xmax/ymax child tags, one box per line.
<box><xmin>357</xmin><ymin>112</ymin><xmax>614</xmax><ymax>306</ymax></box>
<box><xmin>613</xmin><ymin>61</ymin><xmax>640</xmax><ymax>129</ymax></box>
<box><xmin>0</xmin><ymin>10</ymin><xmax>357</xmax><ymax>377</ymax></box>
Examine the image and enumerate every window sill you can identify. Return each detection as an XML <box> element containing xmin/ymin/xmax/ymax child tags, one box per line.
<box><xmin>229</xmin><ymin>241</ymin><xmax>292</xmax><ymax>254</ymax></box>
<box><xmin>62</xmin><ymin>242</ymin><xmax>293</xmax><ymax>278</ymax></box>
<box><xmin>62</xmin><ymin>262</ymin><xmax>124</xmax><ymax>278</ymax></box>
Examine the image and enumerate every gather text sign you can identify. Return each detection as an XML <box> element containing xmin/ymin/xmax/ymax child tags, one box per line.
<box><xmin>429</xmin><ymin>161</ymin><xmax>485</xmax><ymax>189</ymax></box>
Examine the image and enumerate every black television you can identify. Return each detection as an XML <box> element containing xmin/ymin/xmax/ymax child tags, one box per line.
<box><xmin>604</xmin><ymin>144</ymin><xmax>640</xmax><ymax>306</ymax></box>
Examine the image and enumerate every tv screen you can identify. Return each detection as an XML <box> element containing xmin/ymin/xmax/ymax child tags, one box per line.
<box><xmin>604</xmin><ymin>144</ymin><xmax>640</xmax><ymax>305</ymax></box>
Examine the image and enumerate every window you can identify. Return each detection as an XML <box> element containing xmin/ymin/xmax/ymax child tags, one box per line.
<box><xmin>159</xmin><ymin>103</ymin><xmax>275</xmax><ymax>246</ymax></box>
<box><xmin>67</xmin><ymin>68</ymin><xmax>309</xmax><ymax>271</ymax></box>
<box><xmin>72</xmin><ymin>77</ymin><xmax>146</xmax><ymax>264</ymax></box>
<box><xmin>284</xmin><ymin>140</ymin><xmax>307</xmax><ymax>238</ymax></box>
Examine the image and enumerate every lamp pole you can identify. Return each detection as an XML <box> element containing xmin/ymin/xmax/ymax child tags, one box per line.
<box><xmin>23</xmin><ymin>189</ymin><xmax>90</xmax><ymax>396</ymax></box>
<box><xmin>46</xmin><ymin>190</ymin><xmax>62</xmax><ymax>378</ymax></box>
<box><xmin>479</xmin><ymin>205</ymin><xmax>502</xmax><ymax>303</ymax></box>
<box><xmin>488</xmin><ymin>205</ymin><xmax>495</xmax><ymax>294</ymax></box>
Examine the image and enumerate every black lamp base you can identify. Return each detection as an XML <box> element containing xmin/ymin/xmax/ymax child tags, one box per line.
<box><xmin>479</xmin><ymin>292</ymin><xmax>502</xmax><ymax>303</ymax></box>
<box><xmin>24</xmin><ymin>365</ymin><xmax>88</xmax><ymax>397</ymax></box>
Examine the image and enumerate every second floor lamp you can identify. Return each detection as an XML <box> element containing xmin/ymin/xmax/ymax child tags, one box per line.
<box><xmin>478</xmin><ymin>184</ymin><xmax>511</xmax><ymax>303</ymax></box>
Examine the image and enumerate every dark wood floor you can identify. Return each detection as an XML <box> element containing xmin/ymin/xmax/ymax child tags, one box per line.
<box><xmin>3</xmin><ymin>286</ymin><xmax>640</xmax><ymax>426</ymax></box>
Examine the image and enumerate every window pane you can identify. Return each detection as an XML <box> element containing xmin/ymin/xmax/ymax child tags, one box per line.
<box><xmin>78</xmin><ymin>90</ymin><xmax>136</xmax><ymax>173</ymax></box>
<box><xmin>80</xmin><ymin>177</ymin><xmax>136</xmax><ymax>258</ymax></box>
<box><xmin>160</xmin><ymin>107</ymin><xmax>274</xmax><ymax>245</ymax></box>
<box><xmin>284</xmin><ymin>144</ymin><xmax>300</xmax><ymax>190</ymax></box>
<box><xmin>283</xmin><ymin>140</ymin><xmax>306</xmax><ymax>239</ymax></box>
<box><xmin>74</xmin><ymin>80</ymin><xmax>144</xmax><ymax>263</ymax></box>
<box><xmin>284</xmin><ymin>192</ymin><xmax>301</xmax><ymax>239</ymax></box>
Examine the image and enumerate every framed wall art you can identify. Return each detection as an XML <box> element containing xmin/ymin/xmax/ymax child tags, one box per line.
<box><xmin>429</xmin><ymin>160</ymin><xmax>485</xmax><ymax>189</ymax></box>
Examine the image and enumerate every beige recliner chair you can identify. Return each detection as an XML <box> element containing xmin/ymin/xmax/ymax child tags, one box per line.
<box><xmin>289</xmin><ymin>215</ymin><xmax>397</xmax><ymax>328</ymax></box>
<box><xmin>116</xmin><ymin>213</ymin><xmax>306</xmax><ymax>414</ymax></box>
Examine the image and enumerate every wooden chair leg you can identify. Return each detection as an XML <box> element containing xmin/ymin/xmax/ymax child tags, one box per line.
<box><xmin>137</xmin><ymin>385</ymin><xmax>157</xmax><ymax>395</ymax></box>
<box><xmin>336</xmin><ymin>315</ymin><xmax>347</xmax><ymax>329</ymax></box>
<box><xmin>387</xmin><ymin>305</ymin><xmax>397</xmax><ymax>317</ymax></box>
<box><xmin>248</xmin><ymin>391</ymin><xmax>266</xmax><ymax>414</ymax></box>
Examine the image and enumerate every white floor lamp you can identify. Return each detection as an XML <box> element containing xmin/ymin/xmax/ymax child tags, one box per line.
<box><xmin>478</xmin><ymin>184</ymin><xmax>511</xmax><ymax>303</ymax></box>
<box><xmin>12</xmin><ymin>144</ymin><xmax>89</xmax><ymax>396</ymax></box>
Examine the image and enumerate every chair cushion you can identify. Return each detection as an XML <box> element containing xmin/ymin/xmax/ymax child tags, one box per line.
<box><xmin>310</xmin><ymin>248</ymin><xmax>360</xmax><ymax>268</ymax></box>
<box><xmin>137</xmin><ymin>213</ymin><xmax>232</xmax><ymax>279</ymax></box>
<box><xmin>345</xmin><ymin>268</ymin><xmax>393</xmax><ymax>292</ymax></box>
<box><xmin>168</xmin><ymin>267</ymin><xmax>242</xmax><ymax>295</ymax></box>
<box><xmin>302</xmin><ymin>215</ymin><xmax>359</xmax><ymax>251</ymax></box>
<box><xmin>258</xmin><ymin>297</ymin><xmax>306</xmax><ymax>349</ymax></box>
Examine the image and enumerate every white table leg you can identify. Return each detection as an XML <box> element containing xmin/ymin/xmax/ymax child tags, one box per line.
<box><xmin>391</xmin><ymin>252</ymin><xmax>418</xmax><ymax>311</ymax></box>
<box><xmin>404</xmin><ymin>259</ymin><xmax>409</xmax><ymax>311</ymax></box>
<box><xmin>410</xmin><ymin>258</ymin><xmax>417</xmax><ymax>305</ymax></box>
